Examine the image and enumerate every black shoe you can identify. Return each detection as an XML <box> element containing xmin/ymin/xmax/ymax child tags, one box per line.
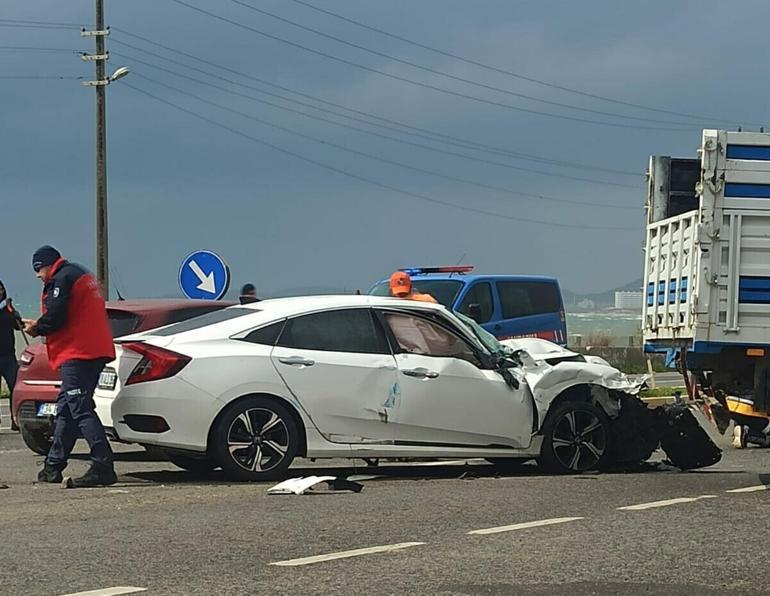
<box><xmin>67</xmin><ymin>464</ymin><xmax>117</xmax><ymax>488</ymax></box>
<box><xmin>37</xmin><ymin>463</ymin><xmax>64</xmax><ymax>484</ymax></box>
<box><xmin>10</xmin><ymin>422</ymin><xmax>19</xmax><ymax>432</ymax></box>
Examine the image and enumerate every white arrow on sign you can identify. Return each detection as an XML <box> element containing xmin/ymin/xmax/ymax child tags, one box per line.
<box><xmin>189</xmin><ymin>260</ymin><xmax>216</xmax><ymax>294</ymax></box>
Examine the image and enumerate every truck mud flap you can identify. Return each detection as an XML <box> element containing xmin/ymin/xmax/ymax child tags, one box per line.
<box><xmin>657</xmin><ymin>404</ymin><xmax>722</xmax><ymax>470</ymax></box>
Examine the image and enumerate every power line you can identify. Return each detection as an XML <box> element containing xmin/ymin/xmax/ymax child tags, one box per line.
<box><xmin>133</xmin><ymin>71</ymin><xmax>639</xmax><ymax>210</ymax></box>
<box><xmin>111</xmin><ymin>29</ymin><xmax>639</xmax><ymax>176</ymax></box>
<box><xmin>226</xmin><ymin>0</ymin><xmax>699</xmax><ymax>128</ymax></box>
<box><xmin>0</xmin><ymin>24</ymin><xmax>78</xmax><ymax>31</ymax></box>
<box><xmin>0</xmin><ymin>46</ymin><xmax>80</xmax><ymax>53</ymax></box>
<box><xmin>0</xmin><ymin>18</ymin><xmax>81</xmax><ymax>27</ymax></box>
<box><xmin>0</xmin><ymin>75</ymin><xmax>83</xmax><ymax>79</ymax></box>
<box><xmin>123</xmin><ymin>82</ymin><xmax>639</xmax><ymax>231</ymax></box>
<box><xmin>115</xmin><ymin>49</ymin><xmax>640</xmax><ymax>190</ymax></box>
<box><xmin>288</xmin><ymin>0</ymin><xmax>750</xmax><ymax>127</ymax></box>
<box><xmin>167</xmin><ymin>0</ymin><xmax>694</xmax><ymax>132</ymax></box>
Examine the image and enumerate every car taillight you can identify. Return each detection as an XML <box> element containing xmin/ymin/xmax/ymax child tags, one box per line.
<box><xmin>122</xmin><ymin>342</ymin><xmax>191</xmax><ymax>386</ymax></box>
<box><xmin>19</xmin><ymin>350</ymin><xmax>34</xmax><ymax>365</ymax></box>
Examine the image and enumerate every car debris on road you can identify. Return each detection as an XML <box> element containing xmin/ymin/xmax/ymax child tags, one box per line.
<box><xmin>267</xmin><ymin>476</ymin><xmax>364</xmax><ymax>495</ymax></box>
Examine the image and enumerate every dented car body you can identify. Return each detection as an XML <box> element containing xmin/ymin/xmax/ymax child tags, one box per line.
<box><xmin>96</xmin><ymin>296</ymin><xmax>721</xmax><ymax>481</ymax></box>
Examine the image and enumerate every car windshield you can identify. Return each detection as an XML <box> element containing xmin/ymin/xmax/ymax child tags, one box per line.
<box><xmin>455</xmin><ymin>311</ymin><xmax>508</xmax><ymax>358</ymax></box>
<box><xmin>370</xmin><ymin>279</ymin><xmax>463</xmax><ymax>307</ymax></box>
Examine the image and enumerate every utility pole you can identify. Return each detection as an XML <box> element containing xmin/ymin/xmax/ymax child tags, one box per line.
<box><xmin>94</xmin><ymin>0</ymin><xmax>109</xmax><ymax>299</ymax></box>
<box><xmin>81</xmin><ymin>2</ymin><xmax>129</xmax><ymax>299</ymax></box>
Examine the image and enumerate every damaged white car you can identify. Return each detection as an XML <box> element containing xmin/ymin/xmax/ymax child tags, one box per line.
<box><xmin>95</xmin><ymin>296</ymin><xmax>721</xmax><ymax>481</ymax></box>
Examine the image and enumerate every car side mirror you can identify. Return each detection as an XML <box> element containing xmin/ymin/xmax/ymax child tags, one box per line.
<box><xmin>467</xmin><ymin>303</ymin><xmax>483</xmax><ymax>323</ymax></box>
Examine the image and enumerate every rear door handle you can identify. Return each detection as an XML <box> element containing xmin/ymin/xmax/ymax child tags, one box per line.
<box><xmin>278</xmin><ymin>356</ymin><xmax>315</xmax><ymax>367</ymax></box>
<box><xmin>402</xmin><ymin>367</ymin><xmax>439</xmax><ymax>379</ymax></box>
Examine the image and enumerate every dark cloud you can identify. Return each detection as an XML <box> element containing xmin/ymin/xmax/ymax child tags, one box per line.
<box><xmin>3</xmin><ymin>0</ymin><xmax>769</xmax><ymax>308</ymax></box>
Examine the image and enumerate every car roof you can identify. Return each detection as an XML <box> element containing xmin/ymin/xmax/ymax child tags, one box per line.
<box><xmin>106</xmin><ymin>299</ymin><xmax>236</xmax><ymax>314</ymax></box>
<box><xmin>242</xmin><ymin>294</ymin><xmax>447</xmax><ymax>318</ymax></box>
<box><xmin>372</xmin><ymin>274</ymin><xmax>560</xmax><ymax>285</ymax></box>
<box><xmin>130</xmin><ymin>295</ymin><xmax>449</xmax><ymax>342</ymax></box>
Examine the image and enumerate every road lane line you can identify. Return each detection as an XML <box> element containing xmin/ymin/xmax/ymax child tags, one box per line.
<box><xmin>726</xmin><ymin>485</ymin><xmax>770</xmax><ymax>493</ymax></box>
<box><xmin>618</xmin><ymin>495</ymin><xmax>717</xmax><ymax>511</ymax></box>
<box><xmin>59</xmin><ymin>588</ymin><xmax>147</xmax><ymax>596</ymax></box>
<box><xmin>406</xmin><ymin>460</ymin><xmax>469</xmax><ymax>467</ymax></box>
<box><xmin>270</xmin><ymin>542</ymin><xmax>426</xmax><ymax>567</ymax></box>
<box><xmin>467</xmin><ymin>516</ymin><xmax>584</xmax><ymax>535</ymax></box>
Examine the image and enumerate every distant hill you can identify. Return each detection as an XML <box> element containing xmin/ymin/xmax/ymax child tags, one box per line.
<box><xmin>562</xmin><ymin>278</ymin><xmax>643</xmax><ymax>308</ymax></box>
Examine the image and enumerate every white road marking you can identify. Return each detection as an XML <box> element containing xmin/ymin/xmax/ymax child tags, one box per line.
<box><xmin>618</xmin><ymin>495</ymin><xmax>718</xmax><ymax>511</ymax></box>
<box><xmin>270</xmin><ymin>542</ymin><xmax>426</xmax><ymax>567</ymax></box>
<box><xmin>406</xmin><ymin>460</ymin><xmax>469</xmax><ymax>467</ymax></box>
<box><xmin>467</xmin><ymin>516</ymin><xmax>584</xmax><ymax>535</ymax></box>
<box><xmin>59</xmin><ymin>587</ymin><xmax>147</xmax><ymax>596</ymax></box>
<box><xmin>726</xmin><ymin>485</ymin><xmax>770</xmax><ymax>493</ymax></box>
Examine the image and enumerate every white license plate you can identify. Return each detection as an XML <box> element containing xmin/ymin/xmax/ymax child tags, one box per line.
<box><xmin>37</xmin><ymin>403</ymin><xmax>58</xmax><ymax>417</ymax></box>
<box><xmin>98</xmin><ymin>369</ymin><xmax>117</xmax><ymax>391</ymax></box>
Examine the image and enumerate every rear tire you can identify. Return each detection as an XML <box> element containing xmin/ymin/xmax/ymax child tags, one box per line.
<box><xmin>539</xmin><ymin>401</ymin><xmax>611</xmax><ymax>473</ymax></box>
<box><xmin>486</xmin><ymin>458</ymin><xmax>532</xmax><ymax>471</ymax></box>
<box><xmin>20</xmin><ymin>427</ymin><xmax>51</xmax><ymax>456</ymax></box>
<box><xmin>165</xmin><ymin>452</ymin><xmax>217</xmax><ymax>475</ymax></box>
<box><xmin>212</xmin><ymin>396</ymin><xmax>299</xmax><ymax>482</ymax></box>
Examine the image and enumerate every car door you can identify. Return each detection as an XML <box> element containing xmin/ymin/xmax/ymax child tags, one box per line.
<box><xmin>270</xmin><ymin>308</ymin><xmax>400</xmax><ymax>444</ymax></box>
<box><xmin>495</xmin><ymin>280</ymin><xmax>565</xmax><ymax>343</ymax></box>
<box><xmin>378</xmin><ymin>310</ymin><xmax>533</xmax><ymax>449</ymax></box>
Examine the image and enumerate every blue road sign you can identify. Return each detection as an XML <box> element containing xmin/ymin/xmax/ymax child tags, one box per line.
<box><xmin>179</xmin><ymin>250</ymin><xmax>230</xmax><ymax>300</ymax></box>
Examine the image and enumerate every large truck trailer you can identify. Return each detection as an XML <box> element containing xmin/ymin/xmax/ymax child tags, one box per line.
<box><xmin>644</xmin><ymin>129</ymin><xmax>770</xmax><ymax>445</ymax></box>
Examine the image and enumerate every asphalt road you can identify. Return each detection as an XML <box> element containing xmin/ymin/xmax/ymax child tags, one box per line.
<box><xmin>1</xmin><ymin>429</ymin><xmax>769</xmax><ymax>596</ymax></box>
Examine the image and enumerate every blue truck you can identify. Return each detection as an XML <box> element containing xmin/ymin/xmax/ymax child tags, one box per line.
<box><xmin>370</xmin><ymin>266</ymin><xmax>567</xmax><ymax>345</ymax></box>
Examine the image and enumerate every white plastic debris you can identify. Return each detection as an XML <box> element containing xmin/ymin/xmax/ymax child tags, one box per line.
<box><xmin>266</xmin><ymin>475</ymin><xmax>364</xmax><ymax>495</ymax></box>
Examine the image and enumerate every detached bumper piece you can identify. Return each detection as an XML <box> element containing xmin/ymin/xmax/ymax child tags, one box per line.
<box><xmin>610</xmin><ymin>395</ymin><xmax>722</xmax><ymax>470</ymax></box>
<box><xmin>657</xmin><ymin>404</ymin><xmax>722</xmax><ymax>469</ymax></box>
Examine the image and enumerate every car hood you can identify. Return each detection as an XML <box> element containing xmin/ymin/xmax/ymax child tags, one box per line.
<box><xmin>500</xmin><ymin>337</ymin><xmax>647</xmax><ymax>420</ymax></box>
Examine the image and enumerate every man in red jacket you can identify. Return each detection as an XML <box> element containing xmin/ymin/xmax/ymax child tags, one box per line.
<box><xmin>23</xmin><ymin>246</ymin><xmax>117</xmax><ymax>487</ymax></box>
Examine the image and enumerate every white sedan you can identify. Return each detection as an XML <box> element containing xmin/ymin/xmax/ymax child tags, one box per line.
<box><xmin>95</xmin><ymin>296</ymin><xmax>720</xmax><ymax>480</ymax></box>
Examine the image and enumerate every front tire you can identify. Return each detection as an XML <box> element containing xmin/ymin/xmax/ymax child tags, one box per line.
<box><xmin>212</xmin><ymin>397</ymin><xmax>299</xmax><ymax>482</ymax></box>
<box><xmin>20</xmin><ymin>427</ymin><xmax>52</xmax><ymax>456</ymax></box>
<box><xmin>539</xmin><ymin>401</ymin><xmax>611</xmax><ymax>473</ymax></box>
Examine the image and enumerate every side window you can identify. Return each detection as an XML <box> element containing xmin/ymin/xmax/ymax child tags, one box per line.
<box><xmin>243</xmin><ymin>321</ymin><xmax>285</xmax><ymax>346</ymax></box>
<box><xmin>497</xmin><ymin>281</ymin><xmax>560</xmax><ymax>319</ymax></box>
<box><xmin>458</xmin><ymin>282</ymin><xmax>494</xmax><ymax>323</ymax></box>
<box><xmin>384</xmin><ymin>312</ymin><xmax>481</xmax><ymax>366</ymax></box>
<box><xmin>277</xmin><ymin>309</ymin><xmax>389</xmax><ymax>354</ymax></box>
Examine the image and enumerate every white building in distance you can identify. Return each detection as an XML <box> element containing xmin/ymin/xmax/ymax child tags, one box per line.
<box><xmin>615</xmin><ymin>291</ymin><xmax>643</xmax><ymax>310</ymax></box>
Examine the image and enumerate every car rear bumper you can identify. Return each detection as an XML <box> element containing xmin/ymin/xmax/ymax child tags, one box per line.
<box><xmin>12</xmin><ymin>381</ymin><xmax>59</xmax><ymax>421</ymax></box>
<box><xmin>16</xmin><ymin>400</ymin><xmax>54</xmax><ymax>431</ymax></box>
<box><xmin>111</xmin><ymin>378</ymin><xmax>219</xmax><ymax>452</ymax></box>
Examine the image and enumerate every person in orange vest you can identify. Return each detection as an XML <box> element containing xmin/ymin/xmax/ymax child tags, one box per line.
<box><xmin>389</xmin><ymin>271</ymin><xmax>438</xmax><ymax>303</ymax></box>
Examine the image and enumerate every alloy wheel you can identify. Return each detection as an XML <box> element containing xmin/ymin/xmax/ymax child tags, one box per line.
<box><xmin>226</xmin><ymin>408</ymin><xmax>290</xmax><ymax>472</ymax></box>
<box><xmin>551</xmin><ymin>408</ymin><xmax>607</xmax><ymax>472</ymax></box>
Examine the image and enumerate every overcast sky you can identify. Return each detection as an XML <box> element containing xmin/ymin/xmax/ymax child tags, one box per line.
<box><xmin>2</xmin><ymin>0</ymin><xmax>768</xmax><ymax>307</ymax></box>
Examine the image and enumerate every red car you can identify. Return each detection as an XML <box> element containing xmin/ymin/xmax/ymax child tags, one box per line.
<box><xmin>13</xmin><ymin>299</ymin><xmax>234</xmax><ymax>454</ymax></box>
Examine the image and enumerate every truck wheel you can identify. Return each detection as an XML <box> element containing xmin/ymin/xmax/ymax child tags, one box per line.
<box><xmin>21</xmin><ymin>427</ymin><xmax>52</xmax><ymax>456</ymax></box>
<box><xmin>539</xmin><ymin>401</ymin><xmax>611</xmax><ymax>473</ymax></box>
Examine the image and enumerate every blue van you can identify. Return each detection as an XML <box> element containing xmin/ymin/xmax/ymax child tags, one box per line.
<box><xmin>369</xmin><ymin>267</ymin><xmax>567</xmax><ymax>345</ymax></box>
